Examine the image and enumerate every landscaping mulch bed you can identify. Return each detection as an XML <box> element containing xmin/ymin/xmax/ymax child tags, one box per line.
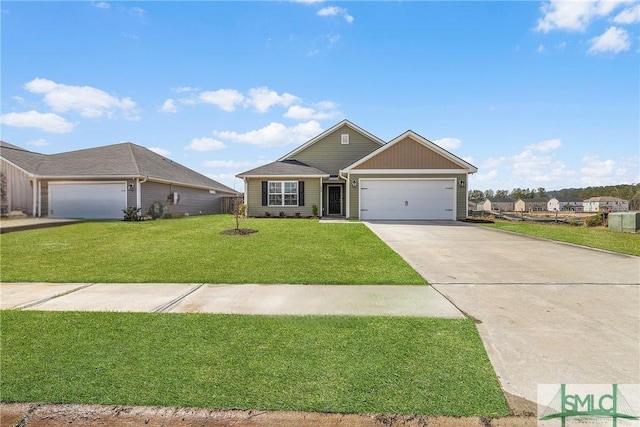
<box><xmin>220</xmin><ymin>228</ymin><xmax>258</xmax><ymax>235</ymax></box>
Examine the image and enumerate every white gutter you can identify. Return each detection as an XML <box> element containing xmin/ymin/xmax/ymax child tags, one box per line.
<box><xmin>32</xmin><ymin>178</ymin><xmax>38</xmax><ymax>216</ymax></box>
<box><xmin>339</xmin><ymin>170</ymin><xmax>349</xmax><ymax>219</ymax></box>
<box><xmin>37</xmin><ymin>180</ymin><xmax>42</xmax><ymax>217</ymax></box>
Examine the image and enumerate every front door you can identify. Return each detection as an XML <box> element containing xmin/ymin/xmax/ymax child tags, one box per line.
<box><xmin>328</xmin><ymin>186</ymin><xmax>341</xmax><ymax>215</ymax></box>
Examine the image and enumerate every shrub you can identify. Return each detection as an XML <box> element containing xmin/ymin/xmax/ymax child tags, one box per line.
<box><xmin>122</xmin><ymin>207</ymin><xmax>142</xmax><ymax>221</ymax></box>
<box><xmin>584</xmin><ymin>213</ymin><xmax>604</xmax><ymax>227</ymax></box>
<box><xmin>264</xmin><ymin>212</ymin><xmax>271</xmax><ymax>218</ymax></box>
<box><xmin>279</xmin><ymin>211</ymin><xmax>286</xmax><ymax>218</ymax></box>
<box><xmin>312</xmin><ymin>204</ymin><xmax>318</xmax><ymax>217</ymax></box>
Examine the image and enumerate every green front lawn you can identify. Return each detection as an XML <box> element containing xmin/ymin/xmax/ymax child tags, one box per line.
<box><xmin>0</xmin><ymin>311</ymin><xmax>509</xmax><ymax>416</ymax></box>
<box><xmin>482</xmin><ymin>220</ymin><xmax>640</xmax><ymax>256</ymax></box>
<box><xmin>0</xmin><ymin>216</ymin><xmax>425</xmax><ymax>284</ymax></box>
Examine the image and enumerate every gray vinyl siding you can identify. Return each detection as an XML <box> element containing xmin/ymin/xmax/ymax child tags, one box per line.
<box><xmin>289</xmin><ymin>124</ymin><xmax>381</xmax><ymax>175</ymax></box>
<box><xmin>347</xmin><ymin>173</ymin><xmax>468</xmax><ymax>220</ymax></box>
<box><xmin>1</xmin><ymin>159</ymin><xmax>33</xmax><ymax>214</ymax></box>
<box><xmin>140</xmin><ymin>181</ymin><xmax>225</xmax><ymax>216</ymax></box>
<box><xmin>245</xmin><ymin>178</ymin><xmax>321</xmax><ymax>217</ymax></box>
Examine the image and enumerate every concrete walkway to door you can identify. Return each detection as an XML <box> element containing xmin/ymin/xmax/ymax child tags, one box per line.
<box><xmin>364</xmin><ymin>220</ymin><xmax>640</xmax><ymax>413</ymax></box>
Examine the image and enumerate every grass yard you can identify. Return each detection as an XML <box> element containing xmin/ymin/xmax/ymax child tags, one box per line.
<box><xmin>0</xmin><ymin>216</ymin><xmax>425</xmax><ymax>285</ymax></box>
<box><xmin>0</xmin><ymin>311</ymin><xmax>509</xmax><ymax>416</ymax></box>
<box><xmin>482</xmin><ymin>220</ymin><xmax>640</xmax><ymax>256</ymax></box>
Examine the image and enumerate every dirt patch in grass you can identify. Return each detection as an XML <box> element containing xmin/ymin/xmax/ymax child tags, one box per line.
<box><xmin>220</xmin><ymin>228</ymin><xmax>258</xmax><ymax>235</ymax></box>
<box><xmin>1</xmin><ymin>403</ymin><xmax>537</xmax><ymax>427</ymax></box>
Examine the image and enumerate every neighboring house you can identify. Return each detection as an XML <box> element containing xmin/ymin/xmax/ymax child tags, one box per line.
<box><xmin>547</xmin><ymin>197</ymin><xmax>583</xmax><ymax>212</ymax></box>
<box><xmin>0</xmin><ymin>141</ymin><xmax>238</xmax><ymax>219</ymax></box>
<box><xmin>514</xmin><ymin>198</ymin><xmax>548</xmax><ymax>212</ymax></box>
<box><xmin>481</xmin><ymin>198</ymin><xmax>515</xmax><ymax>212</ymax></box>
<box><xmin>583</xmin><ymin>196</ymin><xmax>629</xmax><ymax>213</ymax></box>
<box><xmin>236</xmin><ymin>120</ymin><xmax>477</xmax><ymax>220</ymax></box>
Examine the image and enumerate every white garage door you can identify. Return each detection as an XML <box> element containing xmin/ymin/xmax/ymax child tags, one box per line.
<box><xmin>49</xmin><ymin>182</ymin><xmax>127</xmax><ymax>219</ymax></box>
<box><xmin>360</xmin><ymin>179</ymin><xmax>456</xmax><ymax>220</ymax></box>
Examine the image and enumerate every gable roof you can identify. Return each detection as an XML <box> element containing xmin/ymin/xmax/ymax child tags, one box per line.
<box><xmin>277</xmin><ymin>119</ymin><xmax>385</xmax><ymax>161</ymax></box>
<box><xmin>341</xmin><ymin>130</ymin><xmax>477</xmax><ymax>173</ymax></box>
<box><xmin>0</xmin><ymin>141</ymin><xmax>237</xmax><ymax>193</ymax></box>
<box><xmin>236</xmin><ymin>159</ymin><xmax>329</xmax><ymax>178</ymax></box>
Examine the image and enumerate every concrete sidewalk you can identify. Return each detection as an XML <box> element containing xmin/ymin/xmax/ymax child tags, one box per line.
<box><xmin>0</xmin><ymin>282</ymin><xmax>464</xmax><ymax>318</ymax></box>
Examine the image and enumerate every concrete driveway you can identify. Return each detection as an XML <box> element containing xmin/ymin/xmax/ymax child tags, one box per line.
<box><xmin>365</xmin><ymin>220</ymin><xmax>640</xmax><ymax>413</ymax></box>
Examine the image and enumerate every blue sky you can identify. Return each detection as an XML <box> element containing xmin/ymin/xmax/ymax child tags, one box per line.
<box><xmin>1</xmin><ymin>1</ymin><xmax>638</xmax><ymax>192</ymax></box>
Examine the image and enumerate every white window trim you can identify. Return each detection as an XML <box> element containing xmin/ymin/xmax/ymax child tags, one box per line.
<box><xmin>268</xmin><ymin>181</ymin><xmax>299</xmax><ymax>207</ymax></box>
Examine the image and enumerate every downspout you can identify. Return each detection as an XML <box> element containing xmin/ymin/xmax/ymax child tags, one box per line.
<box><xmin>136</xmin><ymin>175</ymin><xmax>148</xmax><ymax>209</ymax></box>
<box><xmin>37</xmin><ymin>180</ymin><xmax>41</xmax><ymax>217</ymax></box>
<box><xmin>243</xmin><ymin>178</ymin><xmax>248</xmax><ymax>217</ymax></box>
<box><xmin>32</xmin><ymin>177</ymin><xmax>37</xmax><ymax>217</ymax></box>
<box><xmin>319</xmin><ymin>179</ymin><xmax>323</xmax><ymax>218</ymax></box>
<box><xmin>339</xmin><ymin>170</ymin><xmax>349</xmax><ymax>219</ymax></box>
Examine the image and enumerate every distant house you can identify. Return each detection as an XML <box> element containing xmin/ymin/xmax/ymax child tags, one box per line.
<box><xmin>481</xmin><ymin>198</ymin><xmax>515</xmax><ymax>212</ymax></box>
<box><xmin>0</xmin><ymin>141</ymin><xmax>239</xmax><ymax>219</ymax></box>
<box><xmin>514</xmin><ymin>198</ymin><xmax>548</xmax><ymax>212</ymax></box>
<box><xmin>583</xmin><ymin>196</ymin><xmax>629</xmax><ymax>213</ymax></box>
<box><xmin>547</xmin><ymin>197</ymin><xmax>583</xmax><ymax>212</ymax></box>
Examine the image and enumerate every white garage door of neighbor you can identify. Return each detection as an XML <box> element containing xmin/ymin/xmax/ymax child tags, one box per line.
<box><xmin>360</xmin><ymin>179</ymin><xmax>456</xmax><ymax>220</ymax></box>
<box><xmin>49</xmin><ymin>182</ymin><xmax>127</xmax><ymax>219</ymax></box>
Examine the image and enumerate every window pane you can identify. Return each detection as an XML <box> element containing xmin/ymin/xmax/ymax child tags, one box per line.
<box><xmin>269</xmin><ymin>182</ymin><xmax>280</xmax><ymax>194</ymax></box>
<box><xmin>269</xmin><ymin>194</ymin><xmax>282</xmax><ymax>206</ymax></box>
<box><xmin>284</xmin><ymin>194</ymin><xmax>298</xmax><ymax>206</ymax></box>
<box><xmin>284</xmin><ymin>182</ymin><xmax>297</xmax><ymax>194</ymax></box>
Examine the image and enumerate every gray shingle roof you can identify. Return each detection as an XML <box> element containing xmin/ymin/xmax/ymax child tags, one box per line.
<box><xmin>0</xmin><ymin>141</ymin><xmax>237</xmax><ymax>194</ymax></box>
<box><xmin>237</xmin><ymin>159</ymin><xmax>329</xmax><ymax>177</ymax></box>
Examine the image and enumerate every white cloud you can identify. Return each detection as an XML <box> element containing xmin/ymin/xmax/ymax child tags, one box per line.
<box><xmin>536</xmin><ymin>0</ymin><xmax>632</xmax><ymax>32</ymax></box>
<box><xmin>23</xmin><ymin>78</ymin><xmax>140</xmax><ymax>120</ymax></box>
<box><xmin>317</xmin><ymin>6</ymin><xmax>354</xmax><ymax>23</ymax></box>
<box><xmin>0</xmin><ymin>110</ymin><xmax>75</xmax><ymax>133</ymax></box>
<box><xmin>433</xmin><ymin>137</ymin><xmax>462</xmax><ymax>150</ymax></box>
<box><xmin>159</xmin><ymin>98</ymin><xmax>177</xmax><ymax>113</ymax></box>
<box><xmin>213</xmin><ymin>121</ymin><xmax>323</xmax><ymax>148</ymax></box>
<box><xmin>579</xmin><ymin>156</ymin><xmax>630</xmax><ymax>185</ymax></box>
<box><xmin>148</xmin><ymin>147</ymin><xmax>171</xmax><ymax>157</ymax></box>
<box><xmin>199</xmin><ymin>89</ymin><xmax>245</xmax><ymax>112</ymax></box>
<box><xmin>27</xmin><ymin>138</ymin><xmax>49</xmax><ymax>147</ymax></box>
<box><xmin>202</xmin><ymin>159</ymin><xmax>269</xmax><ymax>169</ymax></box>
<box><xmin>129</xmin><ymin>6</ymin><xmax>145</xmax><ymax>17</ymax></box>
<box><xmin>612</xmin><ymin>4</ymin><xmax>640</xmax><ymax>23</ymax></box>
<box><xmin>526</xmin><ymin>138</ymin><xmax>562</xmax><ymax>151</ymax></box>
<box><xmin>245</xmin><ymin>87</ymin><xmax>299</xmax><ymax>113</ymax></box>
<box><xmin>474</xmin><ymin>169</ymin><xmax>499</xmax><ymax>182</ymax></box>
<box><xmin>93</xmin><ymin>1</ymin><xmax>109</xmax><ymax>9</ymax></box>
<box><xmin>173</xmin><ymin>86</ymin><xmax>198</xmax><ymax>93</ymax></box>
<box><xmin>588</xmin><ymin>26</ymin><xmax>631</xmax><ymax>54</ymax></box>
<box><xmin>511</xmin><ymin>138</ymin><xmax>574</xmax><ymax>183</ymax></box>
<box><xmin>284</xmin><ymin>103</ymin><xmax>341</xmax><ymax>120</ymax></box>
<box><xmin>537</xmin><ymin>44</ymin><xmax>545</xmax><ymax>53</ymax></box>
<box><xmin>482</xmin><ymin>157</ymin><xmax>507</xmax><ymax>168</ymax></box>
<box><xmin>186</xmin><ymin>137</ymin><xmax>226</xmax><ymax>152</ymax></box>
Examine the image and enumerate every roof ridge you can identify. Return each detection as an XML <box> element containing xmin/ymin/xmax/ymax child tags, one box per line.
<box><xmin>124</xmin><ymin>142</ymin><xmax>142</xmax><ymax>175</ymax></box>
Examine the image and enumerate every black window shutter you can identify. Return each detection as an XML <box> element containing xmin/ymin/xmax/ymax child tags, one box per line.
<box><xmin>261</xmin><ymin>181</ymin><xmax>268</xmax><ymax>206</ymax></box>
<box><xmin>298</xmin><ymin>181</ymin><xmax>305</xmax><ymax>206</ymax></box>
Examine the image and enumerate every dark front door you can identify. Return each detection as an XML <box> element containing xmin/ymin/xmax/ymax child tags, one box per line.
<box><xmin>328</xmin><ymin>186</ymin><xmax>341</xmax><ymax>215</ymax></box>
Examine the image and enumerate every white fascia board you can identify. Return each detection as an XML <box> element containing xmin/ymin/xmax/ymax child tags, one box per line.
<box><xmin>343</xmin><ymin>130</ymin><xmax>478</xmax><ymax>173</ymax></box>
<box><xmin>236</xmin><ymin>174</ymin><xmax>329</xmax><ymax>179</ymax></box>
<box><xmin>277</xmin><ymin>120</ymin><xmax>385</xmax><ymax>161</ymax></box>
<box><xmin>348</xmin><ymin>169</ymin><xmax>469</xmax><ymax>175</ymax></box>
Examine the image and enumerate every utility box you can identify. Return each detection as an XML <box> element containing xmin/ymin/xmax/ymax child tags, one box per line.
<box><xmin>608</xmin><ymin>212</ymin><xmax>640</xmax><ymax>233</ymax></box>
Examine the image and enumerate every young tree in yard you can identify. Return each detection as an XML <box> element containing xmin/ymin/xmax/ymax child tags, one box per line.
<box><xmin>468</xmin><ymin>189</ymin><xmax>485</xmax><ymax>203</ymax></box>
<box><xmin>231</xmin><ymin>195</ymin><xmax>245</xmax><ymax>231</ymax></box>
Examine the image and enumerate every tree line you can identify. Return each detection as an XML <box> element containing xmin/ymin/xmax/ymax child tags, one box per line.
<box><xmin>468</xmin><ymin>183</ymin><xmax>640</xmax><ymax>210</ymax></box>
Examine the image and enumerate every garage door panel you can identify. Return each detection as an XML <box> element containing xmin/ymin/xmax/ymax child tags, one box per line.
<box><xmin>50</xmin><ymin>183</ymin><xmax>127</xmax><ymax>219</ymax></box>
<box><xmin>360</xmin><ymin>179</ymin><xmax>455</xmax><ymax>220</ymax></box>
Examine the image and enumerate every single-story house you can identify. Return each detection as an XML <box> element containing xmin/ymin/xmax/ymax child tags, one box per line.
<box><xmin>547</xmin><ymin>197</ymin><xmax>583</xmax><ymax>212</ymax></box>
<box><xmin>583</xmin><ymin>196</ymin><xmax>629</xmax><ymax>213</ymax></box>
<box><xmin>0</xmin><ymin>141</ymin><xmax>239</xmax><ymax>219</ymax></box>
<box><xmin>480</xmin><ymin>198</ymin><xmax>515</xmax><ymax>212</ymax></box>
<box><xmin>514</xmin><ymin>198</ymin><xmax>548</xmax><ymax>212</ymax></box>
<box><xmin>236</xmin><ymin>120</ymin><xmax>477</xmax><ymax>220</ymax></box>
